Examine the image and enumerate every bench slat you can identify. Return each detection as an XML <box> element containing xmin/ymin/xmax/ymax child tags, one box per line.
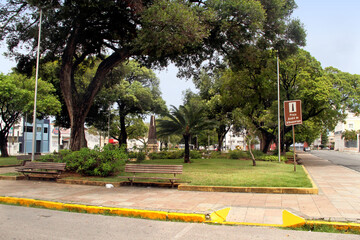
<box><xmin>16</xmin><ymin>162</ymin><xmax>66</xmax><ymax>179</ymax></box>
<box><xmin>118</xmin><ymin>176</ymin><xmax>179</xmax><ymax>180</ymax></box>
<box><xmin>122</xmin><ymin>164</ymin><xmax>183</xmax><ymax>188</ymax></box>
<box><xmin>125</xmin><ymin>164</ymin><xmax>182</xmax><ymax>174</ymax></box>
<box><xmin>17</xmin><ymin>162</ymin><xmax>66</xmax><ymax>171</ymax></box>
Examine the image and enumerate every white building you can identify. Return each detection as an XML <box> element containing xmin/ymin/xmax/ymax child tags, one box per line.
<box><xmin>333</xmin><ymin>111</ymin><xmax>360</xmax><ymax>152</ymax></box>
<box><xmin>222</xmin><ymin>128</ymin><xmax>260</xmax><ymax>151</ymax></box>
<box><xmin>6</xmin><ymin>118</ymin><xmax>102</xmax><ymax>155</ymax></box>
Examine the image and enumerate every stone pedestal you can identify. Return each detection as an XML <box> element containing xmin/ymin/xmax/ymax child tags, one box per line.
<box><xmin>147</xmin><ymin>115</ymin><xmax>158</xmax><ymax>152</ymax></box>
<box><xmin>147</xmin><ymin>143</ymin><xmax>158</xmax><ymax>153</ymax></box>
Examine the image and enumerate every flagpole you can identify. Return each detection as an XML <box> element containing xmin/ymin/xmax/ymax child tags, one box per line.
<box><xmin>31</xmin><ymin>9</ymin><xmax>42</xmax><ymax>161</ymax></box>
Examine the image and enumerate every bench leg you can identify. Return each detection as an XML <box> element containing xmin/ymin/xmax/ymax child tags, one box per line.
<box><xmin>128</xmin><ymin>178</ymin><xmax>133</xmax><ymax>186</ymax></box>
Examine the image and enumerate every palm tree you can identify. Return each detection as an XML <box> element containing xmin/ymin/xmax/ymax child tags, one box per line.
<box><xmin>157</xmin><ymin>103</ymin><xmax>215</xmax><ymax>163</ymax></box>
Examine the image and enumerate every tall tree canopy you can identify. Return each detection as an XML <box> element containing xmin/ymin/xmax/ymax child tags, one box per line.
<box><xmin>221</xmin><ymin>50</ymin><xmax>360</xmax><ymax>152</ymax></box>
<box><xmin>0</xmin><ymin>0</ymin><xmax>210</xmax><ymax>150</ymax></box>
<box><xmin>0</xmin><ymin>73</ymin><xmax>60</xmax><ymax>157</ymax></box>
<box><xmin>0</xmin><ymin>0</ymin><xmax>305</xmax><ymax>151</ymax></box>
<box><xmin>93</xmin><ymin>60</ymin><xmax>167</xmax><ymax>148</ymax></box>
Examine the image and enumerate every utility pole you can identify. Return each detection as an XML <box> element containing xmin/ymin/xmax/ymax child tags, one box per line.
<box><xmin>31</xmin><ymin>9</ymin><xmax>42</xmax><ymax>161</ymax></box>
<box><xmin>277</xmin><ymin>52</ymin><xmax>281</xmax><ymax>162</ymax></box>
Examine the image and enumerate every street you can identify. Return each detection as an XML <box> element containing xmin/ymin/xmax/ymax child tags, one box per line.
<box><xmin>310</xmin><ymin>150</ymin><xmax>360</xmax><ymax>172</ymax></box>
<box><xmin>0</xmin><ymin>204</ymin><xmax>358</xmax><ymax>240</ymax></box>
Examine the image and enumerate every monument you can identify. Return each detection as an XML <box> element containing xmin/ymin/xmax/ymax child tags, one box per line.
<box><xmin>147</xmin><ymin>115</ymin><xmax>158</xmax><ymax>152</ymax></box>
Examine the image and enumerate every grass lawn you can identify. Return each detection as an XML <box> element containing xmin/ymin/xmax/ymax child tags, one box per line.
<box><xmin>135</xmin><ymin>158</ymin><xmax>313</xmax><ymax>188</ymax></box>
<box><xmin>66</xmin><ymin>158</ymin><xmax>313</xmax><ymax>188</ymax></box>
<box><xmin>0</xmin><ymin>157</ymin><xmax>22</xmax><ymax>166</ymax></box>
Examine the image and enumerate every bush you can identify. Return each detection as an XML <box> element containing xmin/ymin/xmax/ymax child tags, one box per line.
<box><xmin>250</xmin><ymin>150</ymin><xmax>266</xmax><ymax>157</ymax></box>
<box><xmin>256</xmin><ymin>155</ymin><xmax>286</xmax><ymax>162</ymax></box>
<box><xmin>210</xmin><ymin>151</ymin><xmax>229</xmax><ymax>159</ymax></box>
<box><xmin>148</xmin><ymin>150</ymin><xmax>184</xmax><ymax>160</ymax></box>
<box><xmin>127</xmin><ymin>152</ymin><xmax>137</xmax><ymax>159</ymax></box>
<box><xmin>229</xmin><ymin>150</ymin><xmax>247</xmax><ymax>159</ymax></box>
<box><xmin>53</xmin><ymin>145</ymin><xmax>127</xmax><ymax>177</ymax></box>
<box><xmin>190</xmin><ymin>150</ymin><xmax>202</xmax><ymax>159</ymax></box>
<box><xmin>136</xmin><ymin>151</ymin><xmax>146</xmax><ymax>162</ymax></box>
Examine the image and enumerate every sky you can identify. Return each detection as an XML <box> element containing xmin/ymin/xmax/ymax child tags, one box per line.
<box><xmin>1</xmin><ymin>0</ymin><xmax>359</xmax><ymax>108</ymax></box>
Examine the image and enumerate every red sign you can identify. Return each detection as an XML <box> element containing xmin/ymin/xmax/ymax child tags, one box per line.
<box><xmin>284</xmin><ymin>100</ymin><xmax>302</xmax><ymax>126</ymax></box>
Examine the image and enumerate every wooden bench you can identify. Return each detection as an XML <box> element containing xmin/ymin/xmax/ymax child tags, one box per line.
<box><xmin>119</xmin><ymin>164</ymin><xmax>183</xmax><ymax>188</ymax></box>
<box><xmin>16</xmin><ymin>162</ymin><xmax>66</xmax><ymax>180</ymax></box>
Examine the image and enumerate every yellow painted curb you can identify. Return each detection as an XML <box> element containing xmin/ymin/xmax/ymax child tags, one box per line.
<box><xmin>0</xmin><ymin>196</ymin><xmax>205</xmax><ymax>223</ymax></box>
<box><xmin>302</xmin><ymin>165</ymin><xmax>318</xmax><ymax>194</ymax></box>
<box><xmin>167</xmin><ymin>212</ymin><xmax>205</xmax><ymax>222</ymax></box>
<box><xmin>206</xmin><ymin>208</ymin><xmax>360</xmax><ymax>232</ymax></box>
<box><xmin>282</xmin><ymin>210</ymin><xmax>306</xmax><ymax>227</ymax></box>
<box><xmin>178</xmin><ymin>185</ymin><xmax>317</xmax><ymax>194</ymax></box>
<box><xmin>306</xmin><ymin>220</ymin><xmax>360</xmax><ymax>231</ymax></box>
<box><xmin>209</xmin><ymin>207</ymin><xmax>231</xmax><ymax>223</ymax></box>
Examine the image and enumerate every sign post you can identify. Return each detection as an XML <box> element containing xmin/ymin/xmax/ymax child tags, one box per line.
<box><xmin>284</xmin><ymin>100</ymin><xmax>302</xmax><ymax>172</ymax></box>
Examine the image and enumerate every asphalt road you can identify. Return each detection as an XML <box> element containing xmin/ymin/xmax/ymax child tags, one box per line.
<box><xmin>1</xmin><ymin>204</ymin><xmax>358</xmax><ymax>240</ymax></box>
<box><xmin>310</xmin><ymin>150</ymin><xmax>360</xmax><ymax>172</ymax></box>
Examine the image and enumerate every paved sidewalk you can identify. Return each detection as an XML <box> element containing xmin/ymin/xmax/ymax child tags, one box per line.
<box><xmin>0</xmin><ymin>153</ymin><xmax>359</xmax><ymax>225</ymax></box>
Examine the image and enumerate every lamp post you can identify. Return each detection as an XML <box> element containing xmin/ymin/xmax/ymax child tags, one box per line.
<box><xmin>31</xmin><ymin>9</ymin><xmax>42</xmax><ymax>161</ymax></box>
<box><xmin>277</xmin><ymin>52</ymin><xmax>281</xmax><ymax>162</ymax></box>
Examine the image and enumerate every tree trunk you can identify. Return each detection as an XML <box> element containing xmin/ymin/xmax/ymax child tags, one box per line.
<box><xmin>248</xmin><ymin>139</ymin><xmax>256</xmax><ymax>166</ymax></box>
<box><xmin>217</xmin><ymin>133</ymin><xmax>226</xmax><ymax>152</ymax></box>
<box><xmin>260</xmin><ymin>131</ymin><xmax>273</xmax><ymax>153</ymax></box>
<box><xmin>216</xmin><ymin>124</ymin><xmax>230</xmax><ymax>152</ymax></box>
<box><xmin>0</xmin><ymin>133</ymin><xmax>9</xmax><ymax>157</ymax></box>
<box><xmin>119</xmin><ymin>106</ymin><xmax>128</xmax><ymax>150</ymax></box>
<box><xmin>69</xmin><ymin>113</ymin><xmax>87</xmax><ymax>151</ymax></box>
<box><xmin>183</xmin><ymin>134</ymin><xmax>191</xmax><ymax>163</ymax></box>
<box><xmin>59</xmin><ymin>27</ymin><xmax>130</xmax><ymax>151</ymax></box>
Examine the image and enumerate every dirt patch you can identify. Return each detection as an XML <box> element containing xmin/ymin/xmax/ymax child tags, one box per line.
<box><xmin>61</xmin><ymin>172</ymin><xmax>82</xmax><ymax>178</ymax></box>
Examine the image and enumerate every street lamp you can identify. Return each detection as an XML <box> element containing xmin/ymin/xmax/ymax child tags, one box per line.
<box><xmin>31</xmin><ymin>9</ymin><xmax>42</xmax><ymax>161</ymax></box>
<box><xmin>277</xmin><ymin>51</ymin><xmax>281</xmax><ymax>162</ymax></box>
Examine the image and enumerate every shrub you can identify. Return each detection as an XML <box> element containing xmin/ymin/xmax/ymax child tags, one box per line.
<box><xmin>148</xmin><ymin>150</ymin><xmax>185</xmax><ymax>160</ymax></box>
<box><xmin>190</xmin><ymin>150</ymin><xmax>202</xmax><ymax>159</ymax></box>
<box><xmin>210</xmin><ymin>151</ymin><xmax>229</xmax><ymax>159</ymax></box>
<box><xmin>54</xmin><ymin>145</ymin><xmax>127</xmax><ymax>177</ymax></box>
<box><xmin>167</xmin><ymin>150</ymin><xmax>184</xmax><ymax>159</ymax></box>
<box><xmin>136</xmin><ymin>151</ymin><xmax>146</xmax><ymax>162</ymax></box>
<box><xmin>229</xmin><ymin>150</ymin><xmax>247</xmax><ymax>159</ymax></box>
<box><xmin>256</xmin><ymin>155</ymin><xmax>286</xmax><ymax>162</ymax></box>
<box><xmin>127</xmin><ymin>152</ymin><xmax>137</xmax><ymax>159</ymax></box>
<box><xmin>148</xmin><ymin>151</ymin><xmax>165</xmax><ymax>160</ymax></box>
<box><xmin>250</xmin><ymin>150</ymin><xmax>266</xmax><ymax>157</ymax></box>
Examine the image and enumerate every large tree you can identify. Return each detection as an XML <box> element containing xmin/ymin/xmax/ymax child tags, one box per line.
<box><xmin>101</xmin><ymin>61</ymin><xmax>166</xmax><ymax>148</ymax></box>
<box><xmin>0</xmin><ymin>73</ymin><xmax>60</xmax><ymax>157</ymax></box>
<box><xmin>190</xmin><ymin>71</ymin><xmax>236</xmax><ymax>152</ymax></box>
<box><xmin>0</xmin><ymin>0</ymin><xmax>211</xmax><ymax>150</ymax></box>
<box><xmin>1</xmin><ymin>0</ymin><xmax>307</xmax><ymax>151</ymax></box>
<box><xmin>221</xmin><ymin>50</ymin><xmax>360</xmax><ymax>152</ymax></box>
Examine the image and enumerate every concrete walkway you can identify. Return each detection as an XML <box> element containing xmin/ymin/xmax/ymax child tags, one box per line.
<box><xmin>0</xmin><ymin>153</ymin><xmax>359</xmax><ymax>225</ymax></box>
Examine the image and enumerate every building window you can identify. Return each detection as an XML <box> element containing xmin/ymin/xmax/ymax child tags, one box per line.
<box><xmin>37</xmin><ymin>127</ymin><xmax>42</xmax><ymax>132</ymax></box>
<box><xmin>348</xmin><ymin>123</ymin><xmax>354</xmax><ymax>129</ymax></box>
<box><xmin>44</xmin><ymin>127</ymin><xmax>48</xmax><ymax>133</ymax></box>
<box><xmin>24</xmin><ymin>126</ymin><xmax>33</xmax><ymax>132</ymax></box>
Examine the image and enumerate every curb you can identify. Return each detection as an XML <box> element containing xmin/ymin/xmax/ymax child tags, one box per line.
<box><xmin>0</xmin><ymin>164</ymin><xmax>21</xmax><ymax>168</ymax></box>
<box><xmin>178</xmin><ymin>185</ymin><xmax>317</xmax><ymax>194</ymax></box>
<box><xmin>0</xmin><ymin>175</ymin><xmax>25</xmax><ymax>180</ymax></box>
<box><xmin>1</xmin><ymin>196</ymin><xmax>359</xmax><ymax>233</ymax></box>
<box><xmin>302</xmin><ymin>165</ymin><xmax>319</xmax><ymax>194</ymax></box>
<box><xmin>0</xmin><ymin>165</ymin><xmax>318</xmax><ymax>194</ymax></box>
<box><xmin>205</xmin><ymin>207</ymin><xmax>360</xmax><ymax>232</ymax></box>
<box><xmin>0</xmin><ymin>196</ymin><xmax>206</xmax><ymax>223</ymax></box>
<box><xmin>178</xmin><ymin>165</ymin><xmax>318</xmax><ymax>194</ymax></box>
